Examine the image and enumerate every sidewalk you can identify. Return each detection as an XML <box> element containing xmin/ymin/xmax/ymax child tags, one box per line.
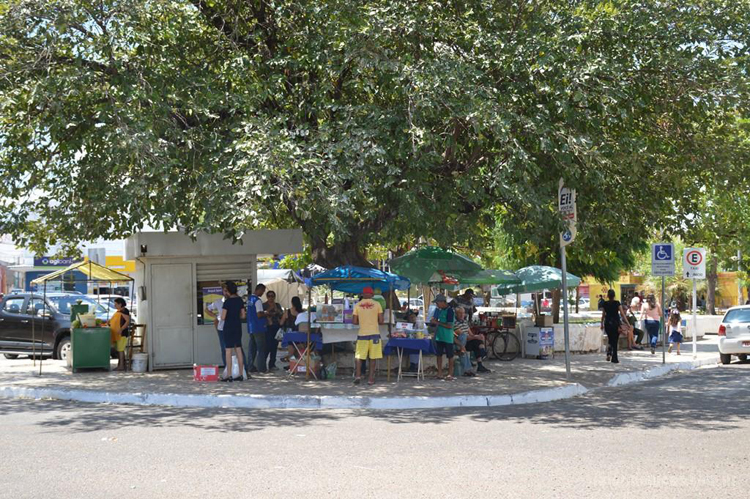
<box><xmin>0</xmin><ymin>339</ymin><xmax>720</xmax><ymax>409</ymax></box>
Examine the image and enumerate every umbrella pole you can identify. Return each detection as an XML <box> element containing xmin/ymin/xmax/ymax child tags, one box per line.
<box><xmin>306</xmin><ymin>286</ymin><xmax>312</xmax><ymax>380</ymax></box>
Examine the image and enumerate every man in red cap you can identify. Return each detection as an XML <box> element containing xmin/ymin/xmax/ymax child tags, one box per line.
<box><xmin>352</xmin><ymin>286</ymin><xmax>384</xmax><ymax>385</ymax></box>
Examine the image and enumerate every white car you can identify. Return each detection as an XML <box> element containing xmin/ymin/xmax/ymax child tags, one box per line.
<box><xmin>718</xmin><ymin>305</ymin><xmax>750</xmax><ymax>364</ymax></box>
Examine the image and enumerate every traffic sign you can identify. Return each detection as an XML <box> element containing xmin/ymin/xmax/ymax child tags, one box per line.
<box><xmin>651</xmin><ymin>243</ymin><xmax>675</xmax><ymax>277</ymax></box>
<box><xmin>558</xmin><ymin>179</ymin><xmax>577</xmax><ymax>247</ymax></box>
<box><xmin>683</xmin><ymin>248</ymin><xmax>706</xmax><ymax>279</ymax></box>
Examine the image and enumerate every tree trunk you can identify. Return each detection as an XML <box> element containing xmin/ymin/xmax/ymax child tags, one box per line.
<box><xmin>552</xmin><ymin>288</ymin><xmax>561</xmax><ymax>324</ymax></box>
<box><xmin>706</xmin><ymin>256</ymin><xmax>718</xmax><ymax>315</ymax></box>
<box><xmin>310</xmin><ymin>236</ymin><xmax>371</xmax><ymax>269</ymax></box>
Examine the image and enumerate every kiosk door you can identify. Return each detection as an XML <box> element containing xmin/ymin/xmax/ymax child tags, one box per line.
<box><xmin>151</xmin><ymin>263</ymin><xmax>194</xmax><ymax>368</ymax></box>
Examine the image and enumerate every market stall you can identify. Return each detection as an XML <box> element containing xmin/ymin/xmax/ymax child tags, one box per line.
<box><xmin>29</xmin><ymin>260</ymin><xmax>134</xmax><ymax>375</ymax></box>
<box><xmin>304</xmin><ymin>265</ymin><xmax>412</xmax><ymax>380</ymax></box>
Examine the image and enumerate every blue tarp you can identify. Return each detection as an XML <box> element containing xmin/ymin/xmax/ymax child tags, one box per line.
<box><xmin>309</xmin><ymin>265</ymin><xmax>411</xmax><ymax>294</ymax></box>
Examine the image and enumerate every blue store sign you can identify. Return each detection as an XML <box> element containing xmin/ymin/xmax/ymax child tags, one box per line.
<box><xmin>34</xmin><ymin>256</ymin><xmax>75</xmax><ymax>267</ymax></box>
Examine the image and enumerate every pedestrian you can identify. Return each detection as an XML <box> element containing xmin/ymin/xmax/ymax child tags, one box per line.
<box><xmin>626</xmin><ymin>305</ymin><xmax>645</xmax><ymax>348</ymax></box>
<box><xmin>280</xmin><ymin>296</ymin><xmax>304</xmax><ymax>363</ymax></box>
<box><xmin>597</xmin><ymin>294</ymin><xmax>605</xmax><ymax>311</ymax></box>
<box><xmin>205</xmin><ymin>284</ymin><xmax>228</xmax><ymax>368</ymax></box>
<box><xmin>263</xmin><ymin>290</ymin><xmax>283</xmax><ymax>371</ymax></box>
<box><xmin>600</xmin><ymin>289</ymin><xmax>630</xmax><ymax>364</ymax></box>
<box><xmin>247</xmin><ymin>283</ymin><xmax>268</xmax><ymax>373</ymax></box>
<box><xmin>453</xmin><ymin>307</ymin><xmax>474</xmax><ymax>377</ymax></box>
<box><xmin>451</xmin><ymin>289</ymin><xmax>478</xmax><ymax>321</ymax></box>
<box><xmin>352</xmin><ymin>286</ymin><xmax>384</xmax><ymax>386</ymax></box>
<box><xmin>667</xmin><ymin>311</ymin><xmax>683</xmax><ymax>355</ymax></box>
<box><xmin>220</xmin><ymin>281</ymin><xmax>247</xmax><ymax>382</ymax></box>
<box><xmin>430</xmin><ymin>294</ymin><xmax>455</xmax><ymax>380</ymax></box>
<box><xmin>109</xmin><ymin>297</ymin><xmax>131</xmax><ymax>371</ymax></box>
<box><xmin>640</xmin><ymin>294</ymin><xmax>663</xmax><ymax>355</ymax></box>
<box><xmin>630</xmin><ymin>293</ymin><xmax>642</xmax><ymax>313</ymax></box>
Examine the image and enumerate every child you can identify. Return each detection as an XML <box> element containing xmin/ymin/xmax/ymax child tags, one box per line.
<box><xmin>667</xmin><ymin>311</ymin><xmax>683</xmax><ymax>355</ymax></box>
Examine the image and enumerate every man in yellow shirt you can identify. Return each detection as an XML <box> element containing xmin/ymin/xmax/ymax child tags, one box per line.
<box><xmin>353</xmin><ymin>286</ymin><xmax>383</xmax><ymax>385</ymax></box>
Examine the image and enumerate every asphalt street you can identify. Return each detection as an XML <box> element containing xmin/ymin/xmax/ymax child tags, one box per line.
<box><xmin>1</xmin><ymin>362</ymin><xmax>749</xmax><ymax>499</ymax></box>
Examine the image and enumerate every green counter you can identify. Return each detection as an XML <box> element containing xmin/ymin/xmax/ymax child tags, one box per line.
<box><xmin>71</xmin><ymin>327</ymin><xmax>111</xmax><ymax>372</ymax></box>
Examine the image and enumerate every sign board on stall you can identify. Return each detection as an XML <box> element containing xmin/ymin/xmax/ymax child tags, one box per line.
<box><xmin>683</xmin><ymin>248</ymin><xmax>706</xmax><ymax>279</ymax></box>
<box><xmin>558</xmin><ymin>179</ymin><xmax>577</xmax><ymax>247</ymax></box>
<box><xmin>651</xmin><ymin>243</ymin><xmax>675</xmax><ymax>277</ymax></box>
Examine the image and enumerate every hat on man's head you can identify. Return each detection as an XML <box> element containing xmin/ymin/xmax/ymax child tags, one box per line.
<box><xmin>433</xmin><ymin>294</ymin><xmax>447</xmax><ymax>303</ymax></box>
<box><xmin>362</xmin><ymin>286</ymin><xmax>374</xmax><ymax>295</ymax></box>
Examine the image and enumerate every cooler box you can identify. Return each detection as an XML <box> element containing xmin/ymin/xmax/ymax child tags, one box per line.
<box><xmin>193</xmin><ymin>365</ymin><xmax>220</xmax><ymax>382</ymax></box>
<box><xmin>71</xmin><ymin>327</ymin><xmax>111</xmax><ymax>372</ymax></box>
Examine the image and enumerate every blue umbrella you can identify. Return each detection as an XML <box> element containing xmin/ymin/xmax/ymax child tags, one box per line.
<box><xmin>309</xmin><ymin>265</ymin><xmax>410</xmax><ymax>294</ymax></box>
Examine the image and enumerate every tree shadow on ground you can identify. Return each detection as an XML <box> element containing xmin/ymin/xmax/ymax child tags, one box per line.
<box><xmin>2</xmin><ymin>363</ymin><xmax>747</xmax><ymax>435</ymax></box>
<box><xmin>370</xmin><ymin>364</ymin><xmax>750</xmax><ymax>432</ymax></box>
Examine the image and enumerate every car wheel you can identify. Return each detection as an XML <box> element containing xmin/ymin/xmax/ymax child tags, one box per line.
<box><xmin>720</xmin><ymin>353</ymin><xmax>732</xmax><ymax>365</ymax></box>
<box><xmin>56</xmin><ymin>337</ymin><xmax>71</xmax><ymax>361</ymax></box>
<box><xmin>3</xmin><ymin>354</ymin><xmax>19</xmax><ymax>360</ymax></box>
<box><xmin>739</xmin><ymin>354</ymin><xmax>748</xmax><ymax>362</ymax></box>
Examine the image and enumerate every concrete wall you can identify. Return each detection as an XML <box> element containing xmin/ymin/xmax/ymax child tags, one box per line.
<box><xmin>125</xmin><ymin>229</ymin><xmax>303</xmax><ymax>260</ymax></box>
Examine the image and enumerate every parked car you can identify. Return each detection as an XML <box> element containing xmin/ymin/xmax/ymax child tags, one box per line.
<box><xmin>0</xmin><ymin>293</ymin><xmax>110</xmax><ymax>361</ymax></box>
<box><xmin>718</xmin><ymin>305</ymin><xmax>750</xmax><ymax>364</ymax></box>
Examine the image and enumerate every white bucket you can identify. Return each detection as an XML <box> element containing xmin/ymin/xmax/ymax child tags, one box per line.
<box><xmin>131</xmin><ymin>353</ymin><xmax>148</xmax><ymax>373</ymax></box>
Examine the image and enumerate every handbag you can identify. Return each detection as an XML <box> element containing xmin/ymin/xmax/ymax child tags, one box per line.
<box><xmin>275</xmin><ymin>327</ymin><xmax>288</xmax><ymax>342</ymax></box>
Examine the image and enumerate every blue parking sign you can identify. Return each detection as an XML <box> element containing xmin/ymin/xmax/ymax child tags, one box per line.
<box><xmin>651</xmin><ymin>243</ymin><xmax>675</xmax><ymax>276</ymax></box>
<box><xmin>653</xmin><ymin>244</ymin><xmax>672</xmax><ymax>261</ymax></box>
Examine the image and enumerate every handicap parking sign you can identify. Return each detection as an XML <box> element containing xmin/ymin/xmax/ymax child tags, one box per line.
<box><xmin>653</xmin><ymin>244</ymin><xmax>672</xmax><ymax>261</ymax></box>
<box><xmin>651</xmin><ymin>243</ymin><xmax>675</xmax><ymax>277</ymax></box>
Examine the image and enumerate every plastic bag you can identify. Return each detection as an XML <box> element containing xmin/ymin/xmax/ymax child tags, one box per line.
<box><xmin>325</xmin><ymin>362</ymin><xmax>337</xmax><ymax>380</ymax></box>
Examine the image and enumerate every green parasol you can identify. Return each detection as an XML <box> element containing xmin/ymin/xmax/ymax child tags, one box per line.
<box><xmin>388</xmin><ymin>246</ymin><xmax>483</xmax><ymax>285</ymax></box>
<box><xmin>493</xmin><ymin>265</ymin><xmax>581</xmax><ymax>294</ymax></box>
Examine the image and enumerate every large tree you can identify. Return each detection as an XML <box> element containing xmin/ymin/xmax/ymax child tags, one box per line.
<box><xmin>1</xmin><ymin>0</ymin><xmax>748</xmax><ymax>269</ymax></box>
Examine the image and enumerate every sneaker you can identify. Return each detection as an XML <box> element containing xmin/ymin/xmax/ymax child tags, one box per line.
<box><xmin>353</xmin><ymin>377</ymin><xmax>361</xmax><ymax>385</ymax></box>
<box><xmin>650</xmin><ymin>346</ymin><xmax>655</xmax><ymax>354</ymax></box>
<box><xmin>477</xmin><ymin>364</ymin><xmax>491</xmax><ymax>374</ymax></box>
<box><xmin>668</xmin><ymin>344</ymin><xmax>673</xmax><ymax>353</ymax></box>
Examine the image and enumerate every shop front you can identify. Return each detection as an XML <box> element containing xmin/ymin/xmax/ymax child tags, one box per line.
<box><xmin>124</xmin><ymin>229</ymin><xmax>303</xmax><ymax>371</ymax></box>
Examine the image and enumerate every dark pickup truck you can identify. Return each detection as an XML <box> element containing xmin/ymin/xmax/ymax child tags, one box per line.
<box><xmin>0</xmin><ymin>293</ymin><xmax>109</xmax><ymax>361</ymax></box>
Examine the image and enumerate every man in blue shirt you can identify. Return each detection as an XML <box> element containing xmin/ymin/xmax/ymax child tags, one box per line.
<box><xmin>247</xmin><ymin>283</ymin><xmax>268</xmax><ymax>373</ymax></box>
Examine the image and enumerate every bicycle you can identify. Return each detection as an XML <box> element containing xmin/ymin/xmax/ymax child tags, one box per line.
<box><xmin>473</xmin><ymin>326</ymin><xmax>521</xmax><ymax>361</ymax></box>
<box><xmin>488</xmin><ymin>329</ymin><xmax>521</xmax><ymax>361</ymax></box>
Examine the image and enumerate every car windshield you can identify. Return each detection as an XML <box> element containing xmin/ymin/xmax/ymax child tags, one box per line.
<box><xmin>723</xmin><ymin>309</ymin><xmax>750</xmax><ymax>323</ymax></box>
<box><xmin>48</xmin><ymin>296</ymin><xmax>109</xmax><ymax>318</ymax></box>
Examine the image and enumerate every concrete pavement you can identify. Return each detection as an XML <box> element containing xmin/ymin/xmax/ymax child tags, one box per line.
<box><xmin>1</xmin><ymin>362</ymin><xmax>749</xmax><ymax>498</ymax></box>
<box><xmin>0</xmin><ymin>338</ymin><xmax>722</xmax><ymax>409</ymax></box>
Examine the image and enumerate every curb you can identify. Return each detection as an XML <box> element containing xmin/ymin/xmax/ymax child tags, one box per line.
<box><xmin>606</xmin><ymin>356</ymin><xmax>718</xmax><ymax>387</ymax></box>
<box><xmin>0</xmin><ymin>357</ymin><xmax>716</xmax><ymax>410</ymax></box>
<box><xmin>0</xmin><ymin>383</ymin><xmax>589</xmax><ymax>410</ymax></box>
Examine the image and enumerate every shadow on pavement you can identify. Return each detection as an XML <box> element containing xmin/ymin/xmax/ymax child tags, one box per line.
<box><xmin>3</xmin><ymin>363</ymin><xmax>748</xmax><ymax>435</ymax></box>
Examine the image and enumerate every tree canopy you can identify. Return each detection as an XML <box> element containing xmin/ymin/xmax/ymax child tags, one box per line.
<box><xmin>1</xmin><ymin>0</ymin><xmax>749</xmax><ymax>274</ymax></box>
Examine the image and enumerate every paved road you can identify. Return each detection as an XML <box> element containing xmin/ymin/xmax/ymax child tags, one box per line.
<box><xmin>1</xmin><ymin>363</ymin><xmax>749</xmax><ymax>499</ymax></box>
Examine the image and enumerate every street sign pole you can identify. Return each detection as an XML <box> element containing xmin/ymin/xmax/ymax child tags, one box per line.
<box><xmin>561</xmin><ymin>244</ymin><xmax>571</xmax><ymax>380</ymax></box>
<box><xmin>558</xmin><ymin>179</ymin><xmax>575</xmax><ymax>381</ymax></box>
<box><xmin>693</xmin><ymin>279</ymin><xmax>698</xmax><ymax>358</ymax></box>
<box><xmin>661</xmin><ymin>276</ymin><xmax>666</xmax><ymax>365</ymax></box>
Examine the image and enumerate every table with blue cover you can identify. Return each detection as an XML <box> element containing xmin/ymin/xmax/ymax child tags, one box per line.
<box><xmin>383</xmin><ymin>337</ymin><xmax>435</xmax><ymax>381</ymax></box>
<box><xmin>281</xmin><ymin>331</ymin><xmax>323</xmax><ymax>351</ymax></box>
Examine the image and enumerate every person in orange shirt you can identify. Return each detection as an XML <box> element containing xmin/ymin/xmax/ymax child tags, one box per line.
<box><xmin>109</xmin><ymin>298</ymin><xmax>131</xmax><ymax>371</ymax></box>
